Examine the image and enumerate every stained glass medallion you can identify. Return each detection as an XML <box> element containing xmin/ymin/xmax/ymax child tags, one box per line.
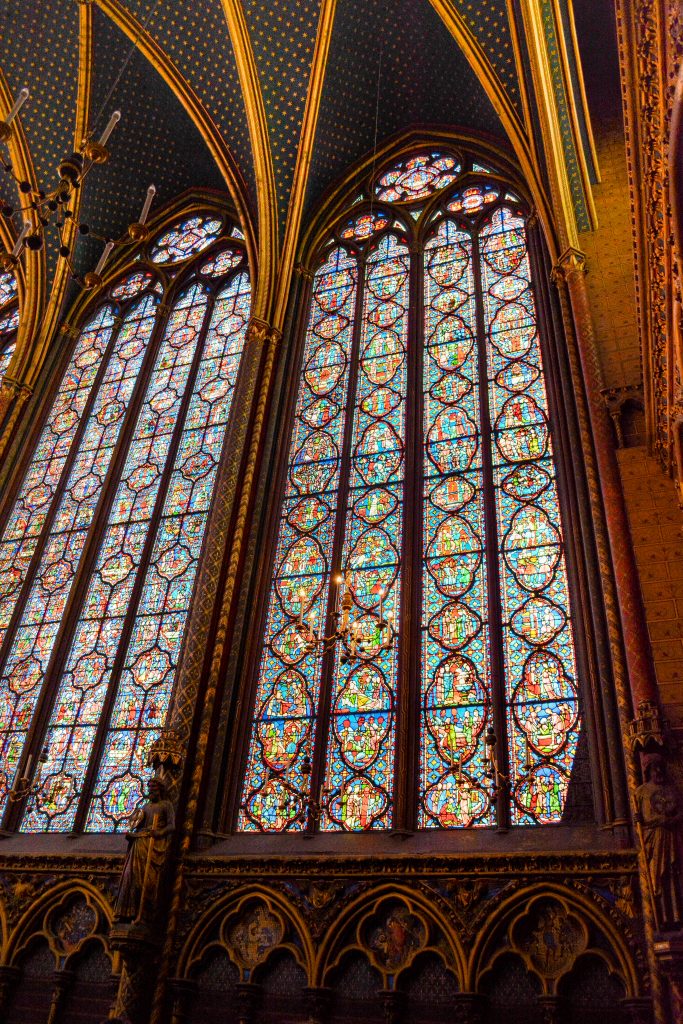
<box><xmin>322</xmin><ymin>234</ymin><xmax>409</xmax><ymax>831</ymax></box>
<box><xmin>200</xmin><ymin>246</ymin><xmax>244</xmax><ymax>278</ymax></box>
<box><xmin>480</xmin><ymin>206</ymin><xmax>579</xmax><ymax>825</ymax></box>
<box><xmin>420</xmin><ymin>220</ymin><xmax>492</xmax><ymax>829</ymax></box>
<box><xmin>150</xmin><ymin>214</ymin><xmax>222</xmax><ymax>264</ymax></box>
<box><xmin>239</xmin><ymin>248</ymin><xmax>358</xmax><ymax>832</ymax></box>
<box><xmin>447</xmin><ymin>186</ymin><xmax>498</xmax><ymax>216</ymax></box>
<box><xmin>339</xmin><ymin>211</ymin><xmax>390</xmax><ymax>241</ymax></box>
<box><xmin>375</xmin><ymin>153</ymin><xmax>461</xmax><ymax>203</ymax></box>
<box><xmin>110</xmin><ymin>271</ymin><xmax>155</xmax><ymax>299</ymax></box>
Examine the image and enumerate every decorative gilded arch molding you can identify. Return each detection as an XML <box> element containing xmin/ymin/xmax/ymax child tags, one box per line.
<box><xmin>3</xmin><ymin>879</ymin><xmax>113</xmax><ymax>967</ymax></box>
<box><xmin>471</xmin><ymin>883</ymin><xmax>641</xmax><ymax>998</ymax></box>
<box><xmin>272</xmin><ymin>0</ymin><xmax>337</xmax><ymax>332</ymax></box>
<box><xmin>0</xmin><ymin>68</ymin><xmax>44</xmax><ymax>397</ymax></box>
<box><xmin>219</xmin><ymin>0</ymin><xmax>277</xmax><ymax>322</ymax></box>
<box><xmin>317</xmin><ymin>886</ymin><xmax>467</xmax><ymax>991</ymax></box>
<box><xmin>425</xmin><ymin>0</ymin><xmax>560</xmax><ymax>257</ymax></box>
<box><xmin>300</xmin><ymin>127</ymin><xmax>534</xmax><ymax>264</ymax></box>
<box><xmin>62</xmin><ymin>189</ymin><xmax>236</xmax><ymax>332</ymax></box>
<box><xmin>176</xmin><ymin>886</ymin><xmax>313</xmax><ymax>983</ymax></box>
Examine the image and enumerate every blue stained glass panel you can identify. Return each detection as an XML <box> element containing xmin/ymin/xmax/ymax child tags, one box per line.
<box><xmin>480</xmin><ymin>206</ymin><xmax>579</xmax><ymax>824</ymax></box>
<box><xmin>0</xmin><ymin>297</ymin><xmax>157</xmax><ymax>816</ymax></box>
<box><xmin>322</xmin><ymin>234</ymin><xmax>409</xmax><ymax>832</ymax></box>
<box><xmin>238</xmin><ymin>248</ymin><xmax>357</xmax><ymax>832</ymax></box>
<box><xmin>419</xmin><ymin>220</ymin><xmax>493</xmax><ymax>828</ymax></box>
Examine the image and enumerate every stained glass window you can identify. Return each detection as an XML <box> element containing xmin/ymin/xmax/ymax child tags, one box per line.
<box><xmin>0</xmin><ymin>268</ymin><xmax>18</xmax><ymax>379</ymax></box>
<box><xmin>239</xmin><ymin>155</ymin><xmax>583</xmax><ymax>833</ymax></box>
<box><xmin>0</xmin><ymin>212</ymin><xmax>251</xmax><ymax>832</ymax></box>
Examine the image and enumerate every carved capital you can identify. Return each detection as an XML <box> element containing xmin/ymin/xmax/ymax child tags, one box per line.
<box><xmin>245</xmin><ymin>317</ymin><xmax>281</xmax><ymax>348</ymax></box>
<box><xmin>0</xmin><ymin>377</ymin><xmax>31</xmax><ymax>399</ymax></box>
<box><xmin>60</xmin><ymin>322</ymin><xmax>81</xmax><ymax>342</ymax></box>
<box><xmin>147</xmin><ymin>728</ymin><xmax>184</xmax><ymax>775</ymax></box>
<box><xmin>628</xmin><ymin>699</ymin><xmax>667</xmax><ymax>753</ymax></box>
<box><xmin>551</xmin><ymin>247</ymin><xmax>587</xmax><ymax>286</ymax></box>
<box><xmin>295</xmin><ymin>262</ymin><xmax>314</xmax><ymax>281</ymax></box>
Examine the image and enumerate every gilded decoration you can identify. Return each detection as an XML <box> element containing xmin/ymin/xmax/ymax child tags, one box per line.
<box><xmin>164</xmin><ymin>865</ymin><xmax>646</xmax><ymax>1018</ymax></box>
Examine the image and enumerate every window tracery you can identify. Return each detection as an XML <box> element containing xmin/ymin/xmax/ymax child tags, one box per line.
<box><xmin>239</xmin><ymin>150</ymin><xmax>582</xmax><ymax>833</ymax></box>
<box><xmin>0</xmin><ymin>210</ymin><xmax>251</xmax><ymax>832</ymax></box>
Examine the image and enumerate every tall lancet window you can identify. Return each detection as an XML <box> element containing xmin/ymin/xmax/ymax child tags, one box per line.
<box><xmin>239</xmin><ymin>151</ymin><xmax>581</xmax><ymax>833</ymax></box>
<box><xmin>0</xmin><ymin>268</ymin><xmax>19</xmax><ymax>378</ymax></box>
<box><xmin>0</xmin><ymin>211</ymin><xmax>251</xmax><ymax>832</ymax></box>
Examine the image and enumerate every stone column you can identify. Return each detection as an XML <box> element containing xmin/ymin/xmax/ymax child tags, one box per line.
<box><xmin>553</xmin><ymin>247</ymin><xmax>669</xmax><ymax>1024</ymax></box>
<box><xmin>552</xmin><ymin>248</ymin><xmax>659</xmax><ymax>715</ymax></box>
<box><xmin>0</xmin><ymin>964</ymin><xmax>20</xmax><ymax>1017</ymax></box>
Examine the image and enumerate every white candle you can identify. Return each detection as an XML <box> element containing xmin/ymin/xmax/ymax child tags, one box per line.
<box><xmin>94</xmin><ymin>240</ymin><xmax>114</xmax><ymax>276</ymax></box>
<box><xmin>11</xmin><ymin>221</ymin><xmax>30</xmax><ymax>257</ymax></box>
<box><xmin>98</xmin><ymin>110</ymin><xmax>121</xmax><ymax>147</ymax></box>
<box><xmin>336</xmin><ymin>574</ymin><xmax>344</xmax><ymax>611</ymax></box>
<box><xmin>297</xmin><ymin>588</ymin><xmax>305</xmax><ymax>627</ymax></box>
<box><xmin>6</xmin><ymin>88</ymin><xmax>29</xmax><ymax>125</ymax></box>
<box><xmin>139</xmin><ymin>184</ymin><xmax>156</xmax><ymax>225</ymax></box>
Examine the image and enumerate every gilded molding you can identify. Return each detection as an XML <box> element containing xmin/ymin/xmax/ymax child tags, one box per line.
<box><xmin>273</xmin><ymin>0</ymin><xmax>337</xmax><ymax>333</ymax></box>
<box><xmin>0</xmin><ymin>68</ymin><xmax>45</xmax><ymax>407</ymax></box>
<box><xmin>220</xmin><ymin>0</ymin><xmax>277</xmax><ymax>322</ymax></box>
<box><xmin>427</xmin><ymin>0</ymin><xmax>559</xmax><ymax>259</ymax></box>
<box><xmin>550</xmin><ymin>245</ymin><xmax>587</xmax><ymax>284</ymax></box>
<box><xmin>151</xmin><ymin>319</ymin><xmax>281</xmax><ymax>1023</ymax></box>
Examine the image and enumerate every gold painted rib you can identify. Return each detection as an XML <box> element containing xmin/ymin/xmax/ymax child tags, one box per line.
<box><xmin>272</xmin><ymin>0</ymin><xmax>336</xmax><ymax>332</ymax></box>
<box><xmin>220</xmin><ymin>0</ymin><xmax>278</xmax><ymax>321</ymax></box>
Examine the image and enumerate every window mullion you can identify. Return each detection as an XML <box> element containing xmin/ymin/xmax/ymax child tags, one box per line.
<box><xmin>2</xmin><ymin>295</ymin><xmax>168</xmax><ymax>832</ymax></box>
<box><xmin>306</xmin><ymin>253</ymin><xmax>367</xmax><ymax>834</ymax></box>
<box><xmin>0</xmin><ymin>311</ymin><xmax>124</xmax><ymax>679</ymax></box>
<box><xmin>392</xmin><ymin>242</ymin><xmax>423</xmax><ymax>833</ymax></box>
<box><xmin>71</xmin><ymin>288</ymin><xmax>218</xmax><ymax>832</ymax></box>
<box><xmin>471</xmin><ymin>228</ymin><xmax>511</xmax><ymax>832</ymax></box>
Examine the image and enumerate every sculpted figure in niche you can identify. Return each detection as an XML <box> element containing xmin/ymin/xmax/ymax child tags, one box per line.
<box><xmin>635</xmin><ymin>753</ymin><xmax>683</xmax><ymax>931</ymax></box>
<box><xmin>114</xmin><ymin>773</ymin><xmax>175</xmax><ymax>924</ymax></box>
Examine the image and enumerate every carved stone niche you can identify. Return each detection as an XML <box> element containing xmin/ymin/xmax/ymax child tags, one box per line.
<box><xmin>477</xmin><ymin>892</ymin><xmax>641</xmax><ymax>1023</ymax></box>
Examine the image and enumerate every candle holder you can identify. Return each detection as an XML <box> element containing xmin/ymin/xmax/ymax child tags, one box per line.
<box><xmin>295</xmin><ymin>575</ymin><xmax>398</xmax><ymax>665</ymax></box>
<box><xmin>127</xmin><ymin>221</ymin><xmax>150</xmax><ymax>243</ymax></box>
<box><xmin>7</xmin><ymin>744</ymin><xmax>49</xmax><ymax>804</ymax></box>
<box><xmin>83</xmin><ymin>140</ymin><xmax>110</xmax><ymax>165</ymax></box>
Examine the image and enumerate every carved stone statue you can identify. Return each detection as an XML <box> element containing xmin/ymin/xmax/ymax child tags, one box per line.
<box><xmin>635</xmin><ymin>754</ymin><xmax>683</xmax><ymax>931</ymax></box>
<box><xmin>114</xmin><ymin>773</ymin><xmax>175</xmax><ymax>924</ymax></box>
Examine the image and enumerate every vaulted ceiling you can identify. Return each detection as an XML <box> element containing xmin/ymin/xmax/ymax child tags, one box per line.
<box><xmin>0</xmin><ymin>0</ymin><xmax>603</xmax><ymax>319</ymax></box>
